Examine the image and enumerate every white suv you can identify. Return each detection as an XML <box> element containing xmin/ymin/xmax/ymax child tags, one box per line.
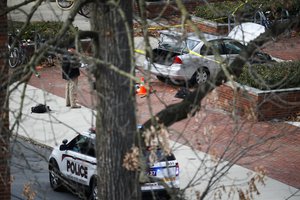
<box><xmin>48</xmin><ymin>128</ymin><xmax>180</xmax><ymax>199</ymax></box>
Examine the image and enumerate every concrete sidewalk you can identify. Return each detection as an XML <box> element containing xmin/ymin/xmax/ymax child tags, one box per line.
<box><xmin>9</xmin><ymin>84</ymin><xmax>95</xmax><ymax>147</ymax></box>
<box><xmin>9</xmin><ymin>83</ymin><xmax>299</xmax><ymax>200</ymax></box>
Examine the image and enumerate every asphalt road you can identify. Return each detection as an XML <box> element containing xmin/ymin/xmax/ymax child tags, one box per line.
<box><xmin>10</xmin><ymin>136</ymin><xmax>177</xmax><ymax>200</ymax></box>
<box><xmin>11</xmin><ymin>136</ymin><xmax>77</xmax><ymax>200</ymax></box>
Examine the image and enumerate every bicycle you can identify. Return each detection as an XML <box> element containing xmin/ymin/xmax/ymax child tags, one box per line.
<box><xmin>56</xmin><ymin>0</ymin><xmax>74</xmax><ymax>10</ymax></box>
<box><xmin>254</xmin><ymin>4</ymin><xmax>290</xmax><ymax>29</ymax></box>
<box><xmin>56</xmin><ymin>0</ymin><xmax>91</xmax><ymax>18</ymax></box>
<box><xmin>7</xmin><ymin>31</ymin><xmax>43</xmax><ymax>68</ymax></box>
<box><xmin>8</xmin><ymin>33</ymin><xmax>28</xmax><ymax>68</ymax></box>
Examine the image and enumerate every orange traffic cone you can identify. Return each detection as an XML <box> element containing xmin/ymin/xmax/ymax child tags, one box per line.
<box><xmin>35</xmin><ymin>65</ymin><xmax>43</xmax><ymax>70</ymax></box>
<box><xmin>136</xmin><ymin>77</ymin><xmax>147</xmax><ymax>96</ymax></box>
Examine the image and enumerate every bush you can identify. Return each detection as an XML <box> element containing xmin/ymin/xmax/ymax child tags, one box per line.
<box><xmin>195</xmin><ymin>1</ymin><xmax>243</xmax><ymax>23</ymax></box>
<box><xmin>236</xmin><ymin>61</ymin><xmax>300</xmax><ymax>90</ymax></box>
<box><xmin>194</xmin><ymin>0</ymin><xmax>300</xmax><ymax>23</ymax></box>
<box><xmin>8</xmin><ymin>21</ymin><xmax>76</xmax><ymax>47</ymax></box>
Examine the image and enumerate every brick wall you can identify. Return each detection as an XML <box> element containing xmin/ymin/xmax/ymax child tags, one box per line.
<box><xmin>208</xmin><ymin>83</ymin><xmax>300</xmax><ymax>121</ymax></box>
<box><xmin>0</xmin><ymin>0</ymin><xmax>10</xmax><ymax>199</ymax></box>
<box><xmin>193</xmin><ymin>17</ymin><xmax>230</xmax><ymax>35</ymax></box>
<box><xmin>258</xmin><ymin>90</ymin><xmax>300</xmax><ymax>121</ymax></box>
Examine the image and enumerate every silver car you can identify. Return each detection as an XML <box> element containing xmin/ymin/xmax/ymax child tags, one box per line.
<box><xmin>142</xmin><ymin>30</ymin><xmax>272</xmax><ymax>86</ymax></box>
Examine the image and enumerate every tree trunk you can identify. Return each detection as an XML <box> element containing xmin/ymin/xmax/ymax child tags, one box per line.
<box><xmin>0</xmin><ymin>0</ymin><xmax>10</xmax><ymax>199</ymax></box>
<box><xmin>91</xmin><ymin>1</ymin><xmax>139</xmax><ymax>200</ymax></box>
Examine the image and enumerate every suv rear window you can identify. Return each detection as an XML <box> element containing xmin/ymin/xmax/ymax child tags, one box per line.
<box><xmin>143</xmin><ymin>148</ymin><xmax>176</xmax><ymax>162</ymax></box>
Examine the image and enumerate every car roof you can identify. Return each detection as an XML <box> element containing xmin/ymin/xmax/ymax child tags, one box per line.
<box><xmin>159</xmin><ymin>30</ymin><xmax>222</xmax><ymax>42</ymax></box>
<box><xmin>189</xmin><ymin>33</ymin><xmax>222</xmax><ymax>41</ymax></box>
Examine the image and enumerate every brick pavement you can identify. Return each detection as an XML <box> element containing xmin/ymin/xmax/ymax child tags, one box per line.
<box><xmin>28</xmin><ymin>35</ymin><xmax>300</xmax><ymax>189</ymax></box>
<box><xmin>262</xmin><ymin>34</ymin><xmax>300</xmax><ymax>61</ymax></box>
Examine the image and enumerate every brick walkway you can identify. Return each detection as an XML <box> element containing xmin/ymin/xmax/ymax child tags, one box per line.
<box><xmin>28</xmin><ymin>35</ymin><xmax>300</xmax><ymax>189</ymax></box>
<box><xmin>262</xmin><ymin>34</ymin><xmax>300</xmax><ymax>61</ymax></box>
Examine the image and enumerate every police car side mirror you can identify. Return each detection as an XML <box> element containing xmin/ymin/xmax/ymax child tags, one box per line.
<box><xmin>59</xmin><ymin>145</ymin><xmax>67</xmax><ymax>151</ymax></box>
<box><xmin>59</xmin><ymin>139</ymin><xmax>68</xmax><ymax>151</ymax></box>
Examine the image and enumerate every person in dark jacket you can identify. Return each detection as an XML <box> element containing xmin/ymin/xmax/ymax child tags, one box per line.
<box><xmin>62</xmin><ymin>45</ymin><xmax>81</xmax><ymax>108</ymax></box>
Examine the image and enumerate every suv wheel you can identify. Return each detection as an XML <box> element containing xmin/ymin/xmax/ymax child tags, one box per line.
<box><xmin>89</xmin><ymin>178</ymin><xmax>98</xmax><ymax>200</ymax></box>
<box><xmin>49</xmin><ymin>161</ymin><xmax>64</xmax><ymax>191</ymax></box>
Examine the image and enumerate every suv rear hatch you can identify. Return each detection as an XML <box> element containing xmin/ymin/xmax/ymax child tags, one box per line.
<box><xmin>141</xmin><ymin>148</ymin><xmax>180</xmax><ymax>192</ymax></box>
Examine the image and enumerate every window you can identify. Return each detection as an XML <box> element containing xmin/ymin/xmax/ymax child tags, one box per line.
<box><xmin>68</xmin><ymin>135</ymin><xmax>96</xmax><ymax>157</ymax></box>
<box><xmin>200</xmin><ymin>39</ymin><xmax>244</xmax><ymax>55</ymax></box>
<box><xmin>186</xmin><ymin>39</ymin><xmax>199</xmax><ymax>50</ymax></box>
<box><xmin>143</xmin><ymin>148</ymin><xmax>176</xmax><ymax>162</ymax></box>
<box><xmin>200</xmin><ymin>40</ymin><xmax>224</xmax><ymax>55</ymax></box>
<box><xmin>223</xmin><ymin>40</ymin><xmax>244</xmax><ymax>54</ymax></box>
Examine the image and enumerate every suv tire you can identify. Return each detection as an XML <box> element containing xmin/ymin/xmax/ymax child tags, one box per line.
<box><xmin>49</xmin><ymin>161</ymin><xmax>64</xmax><ymax>191</ymax></box>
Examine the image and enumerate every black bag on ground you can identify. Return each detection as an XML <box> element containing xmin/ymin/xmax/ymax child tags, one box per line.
<box><xmin>31</xmin><ymin>104</ymin><xmax>51</xmax><ymax>113</ymax></box>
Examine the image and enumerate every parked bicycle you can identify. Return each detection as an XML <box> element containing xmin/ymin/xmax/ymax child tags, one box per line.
<box><xmin>56</xmin><ymin>0</ymin><xmax>91</xmax><ymax>18</ymax></box>
<box><xmin>8</xmin><ymin>34</ymin><xmax>29</xmax><ymax>68</ymax></box>
<box><xmin>7</xmin><ymin>31</ymin><xmax>43</xmax><ymax>68</ymax></box>
<box><xmin>254</xmin><ymin>4</ymin><xmax>290</xmax><ymax>29</ymax></box>
<box><xmin>254</xmin><ymin>9</ymin><xmax>272</xmax><ymax>29</ymax></box>
<box><xmin>56</xmin><ymin>0</ymin><xmax>74</xmax><ymax>10</ymax></box>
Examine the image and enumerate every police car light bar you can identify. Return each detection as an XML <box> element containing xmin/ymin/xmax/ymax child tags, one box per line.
<box><xmin>89</xmin><ymin>127</ymin><xmax>96</xmax><ymax>133</ymax></box>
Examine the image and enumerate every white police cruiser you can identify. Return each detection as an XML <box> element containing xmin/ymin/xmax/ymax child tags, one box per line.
<box><xmin>48</xmin><ymin>128</ymin><xmax>180</xmax><ymax>199</ymax></box>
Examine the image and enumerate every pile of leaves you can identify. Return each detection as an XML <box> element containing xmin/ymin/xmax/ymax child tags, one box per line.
<box><xmin>285</xmin><ymin>112</ymin><xmax>300</xmax><ymax>122</ymax></box>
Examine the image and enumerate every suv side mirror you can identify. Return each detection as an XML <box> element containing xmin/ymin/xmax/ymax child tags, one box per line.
<box><xmin>59</xmin><ymin>139</ymin><xmax>68</xmax><ymax>151</ymax></box>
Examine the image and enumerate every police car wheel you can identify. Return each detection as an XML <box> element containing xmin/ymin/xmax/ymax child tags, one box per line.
<box><xmin>88</xmin><ymin>179</ymin><xmax>98</xmax><ymax>200</ymax></box>
<box><xmin>49</xmin><ymin>162</ymin><xmax>64</xmax><ymax>191</ymax></box>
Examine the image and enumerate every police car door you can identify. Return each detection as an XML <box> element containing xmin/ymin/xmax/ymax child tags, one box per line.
<box><xmin>61</xmin><ymin>135</ymin><xmax>95</xmax><ymax>186</ymax></box>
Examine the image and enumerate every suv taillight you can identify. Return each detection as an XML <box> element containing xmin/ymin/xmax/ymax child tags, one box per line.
<box><xmin>173</xmin><ymin>56</ymin><xmax>183</xmax><ymax>64</ymax></box>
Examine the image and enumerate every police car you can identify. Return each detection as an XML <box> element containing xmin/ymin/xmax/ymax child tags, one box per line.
<box><xmin>48</xmin><ymin>128</ymin><xmax>180</xmax><ymax>199</ymax></box>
